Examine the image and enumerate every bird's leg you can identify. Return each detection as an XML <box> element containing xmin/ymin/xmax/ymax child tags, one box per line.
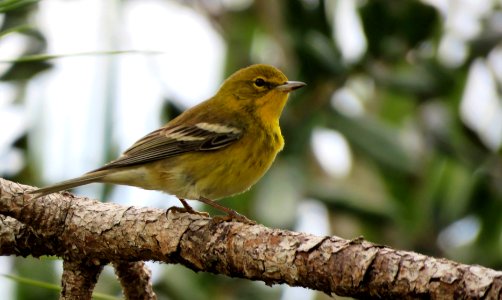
<box><xmin>166</xmin><ymin>198</ymin><xmax>209</xmax><ymax>217</ymax></box>
<box><xmin>198</xmin><ymin>197</ymin><xmax>256</xmax><ymax>225</ymax></box>
<box><xmin>178</xmin><ymin>198</ymin><xmax>196</xmax><ymax>213</ymax></box>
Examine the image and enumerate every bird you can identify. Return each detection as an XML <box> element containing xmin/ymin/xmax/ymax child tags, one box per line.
<box><xmin>29</xmin><ymin>64</ymin><xmax>306</xmax><ymax>223</ymax></box>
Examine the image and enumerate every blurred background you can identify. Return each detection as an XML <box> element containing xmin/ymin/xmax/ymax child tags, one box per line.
<box><xmin>1</xmin><ymin>0</ymin><xmax>502</xmax><ymax>299</ymax></box>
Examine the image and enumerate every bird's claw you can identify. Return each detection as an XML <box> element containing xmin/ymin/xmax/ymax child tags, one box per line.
<box><xmin>212</xmin><ymin>211</ymin><xmax>257</xmax><ymax>225</ymax></box>
<box><xmin>166</xmin><ymin>206</ymin><xmax>210</xmax><ymax>218</ymax></box>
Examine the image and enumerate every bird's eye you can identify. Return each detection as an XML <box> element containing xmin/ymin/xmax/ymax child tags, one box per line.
<box><xmin>254</xmin><ymin>78</ymin><xmax>266</xmax><ymax>87</ymax></box>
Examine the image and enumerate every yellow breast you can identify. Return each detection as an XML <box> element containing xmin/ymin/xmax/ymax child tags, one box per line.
<box><xmin>147</xmin><ymin>124</ymin><xmax>283</xmax><ymax>200</ymax></box>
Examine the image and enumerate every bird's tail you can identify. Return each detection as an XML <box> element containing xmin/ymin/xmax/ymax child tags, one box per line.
<box><xmin>28</xmin><ymin>171</ymin><xmax>108</xmax><ymax>198</ymax></box>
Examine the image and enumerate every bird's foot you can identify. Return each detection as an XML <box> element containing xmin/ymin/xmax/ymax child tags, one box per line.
<box><xmin>166</xmin><ymin>206</ymin><xmax>210</xmax><ymax>218</ymax></box>
<box><xmin>212</xmin><ymin>210</ymin><xmax>257</xmax><ymax>225</ymax></box>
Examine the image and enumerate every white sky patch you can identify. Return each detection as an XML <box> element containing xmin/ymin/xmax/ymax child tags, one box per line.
<box><xmin>0</xmin><ymin>105</ymin><xmax>22</xmax><ymax>154</ymax></box>
<box><xmin>438</xmin><ymin>215</ymin><xmax>480</xmax><ymax>251</ymax></box>
<box><xmin>0</xmin><ymin>104</ymin><xmax>26</xmax><ymax>175</ymax></box>
<box><xmin>331</xmin><ymin>75</ymin><xmax>372</xmax><ymax>117</ymax></box>
<box><xmin>0</xmin><ymin>148</ymin><xmax>24</xmax><ymax>175</ymax></box>
<box><xmin>311</xmin><ymin>128</ymin><xmax>352</xmax><ymax>178</ymax></box>
<box><xmin>445</xmin><ymin>3</ymin><xmax>484</xmax><ymax>40</ymax></box>
<box><xmin>331</xmin><ymin>0</ymin><xmax>367</xmax><ymax>64</ymax></box>
<box><xmin>295</xmin><ymin>199</ymin><xmax>330</xmax><ymax>236</ymax></box>
<box><xmin>460</xmin><ymin>58</ymin><xmax>502</xmax><ymax>150</ymax></box>
<box><xmin>27</xmin><ymin>0</ymin><xmax>108</xmax><ymax>185</ymax></box>
<box><xmin>331</xmin><ymin>87</ymin><xmax>364</xmax><ymax>117</ymax></box>
<box><xmin>123</xmin><ymin>0</ymin><xmax>225</xmax><ymax>108</ymax></box>
<box><xmin>426</xmin><ymin>0</ymin><xmax>495</xmax><ymax>67</ymax></box>
<box><xmin>36</xmin><ymin>0</ymin><xmax>104</xmax><ymax>53</ymax></box>
<box><xmin>438</xmin><ymin>33</ymin><xmax>468</xmax><ymax>68</ymax></box>
<box><xmin>0</xmin><ymin>257</ymin><xmax>13</xmax><ymax>300</ymax></box>
<box><xmin>113</xmin><ymin>50</ymin><xmax>167</xmax><ymax>150</ymax></box>
<box><xmin>0</xmin><ymin>82</ymin><xmax>16</xmax><ymax>107</ymax></box>
<box><xmin>0</xmin><ymin>33</ymin><xmax>30</xmax><ymax>75</ymax></box>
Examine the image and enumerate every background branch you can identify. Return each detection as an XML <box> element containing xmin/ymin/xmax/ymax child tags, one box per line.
<box><xmin>113</xmin><ymin>261</ymin><xmax>157</xmax><ymax>300</ymax></box>
<box><xmin>60</xmin><ymin>260</ymin><xmax>103</xmax><ymax>300</ymax></box>
<box><xmin>2</xmin><ymin>178</ymin><xmax>502</xmax><ymax>299</ymax></box>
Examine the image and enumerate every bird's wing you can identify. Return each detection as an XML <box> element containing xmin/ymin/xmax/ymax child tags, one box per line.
<box><xmin>91</xmin><ymin>123</ymin><xmax>242</xmax><ymax>171</ymax></box>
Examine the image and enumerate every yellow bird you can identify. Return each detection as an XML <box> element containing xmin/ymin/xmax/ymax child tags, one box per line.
<box><xmin>29</xmin><ymin>64</ymin><xmax>306</xmax><ymax>223</ymax></box>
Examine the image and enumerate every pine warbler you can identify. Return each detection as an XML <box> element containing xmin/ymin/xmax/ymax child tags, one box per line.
<box><xmin>30</xmin><ymin>64</ymin><xmax>306</xmax><ymax>223</ymax></box>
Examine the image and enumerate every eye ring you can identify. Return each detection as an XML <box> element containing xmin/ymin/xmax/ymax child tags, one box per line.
<box><xmin>254</xmin><ymin>78</ymin><xmax>266</xmax><ymax>87</ymax></box>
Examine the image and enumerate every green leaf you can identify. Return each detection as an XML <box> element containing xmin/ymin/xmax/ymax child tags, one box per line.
<box><xmin>0</xmin><ymin>24</ymin><xmax>32</xmax><ymax>38</ymax></box>
<box><xmin>0</xmin><ymin>0</ymin><xmax>39</xmax><ymax>13</ymax></box>
<box><xmin>0</xmin><ymin>50</ymin><xmax>163</xmax><ymax>63</ymax></box>
<box><xmin>3</xmin><ymin>274</ymin><xmax>122</xmax><ymax>300</ymax></box>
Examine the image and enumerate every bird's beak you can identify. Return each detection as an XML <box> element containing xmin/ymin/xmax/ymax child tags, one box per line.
<box><xmin>276</xmin><ymin>81</ymin><xmax>307</xmax><ymax>92</ymax></box>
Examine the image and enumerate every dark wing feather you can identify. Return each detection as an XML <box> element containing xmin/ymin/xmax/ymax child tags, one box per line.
<box><xmin>91</xmin><ymin>124</ymin><xmax>242</xmax><ymax>172</ymax></box>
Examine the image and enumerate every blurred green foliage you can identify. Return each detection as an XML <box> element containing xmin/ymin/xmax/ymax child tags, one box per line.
<box><xmin>2</xmin><ymin>0</ymin><xmax>502</xmax><ymax>299</ymax></box>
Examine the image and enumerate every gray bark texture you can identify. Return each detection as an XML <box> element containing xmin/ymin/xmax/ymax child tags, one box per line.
<box><xmin>1</xmin><ymin>178</ymin><xmax>501</xmax><ymax>299</ymax></box>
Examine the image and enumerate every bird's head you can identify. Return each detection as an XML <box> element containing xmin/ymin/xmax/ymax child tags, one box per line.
<box><xmin>217</xmin><ymin>64</ymin><xmax>306</xmax><ymax>124</ymax></box>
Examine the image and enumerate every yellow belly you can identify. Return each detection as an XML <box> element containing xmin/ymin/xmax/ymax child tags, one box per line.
<box><xmin>147</xmin><ymin>129</ymin><xmax>283</xmax><ymax>200</ymax></box>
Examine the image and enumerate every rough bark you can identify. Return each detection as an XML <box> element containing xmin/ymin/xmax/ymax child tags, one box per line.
<box><xmin>1</xmin><ymin>178</ymin><xmax>502</xmax><ymax>299</ymax></box>
<box><xmin>60</xmin><ymin>260</ymin><xmax>104</xmax><ymax>300</ymax></box>
<box><xmin>113</xmin><ymin>261</ymin><xmax>156</xmax><ymax>300</ymax></box>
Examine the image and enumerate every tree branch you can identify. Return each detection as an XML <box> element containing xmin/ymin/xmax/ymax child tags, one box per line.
<box><xmin>1</xmin><ymin>178</ymin><xmax>502</xmax><ymax>299</ymax></box>
<box><xmin>113</xmin><ymin>261</ymin><xmax>156</xmax><ymax>300</ymax></box>
<box><xmin>60</xmin><ymin>259</ymin><xmax>104</xmax><ymax>300</ymax></box>
<box><xmin>0</xmin><ymin>214</ymin><xmax>53</xmax><ymax>257</ymax></box>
